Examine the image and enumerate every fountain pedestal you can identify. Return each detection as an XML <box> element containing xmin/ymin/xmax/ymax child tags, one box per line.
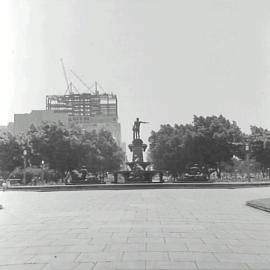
<box><xmin>114</xmin><ymin>119</ymin><xmax>163</xmax><ymax>184</ymax></box>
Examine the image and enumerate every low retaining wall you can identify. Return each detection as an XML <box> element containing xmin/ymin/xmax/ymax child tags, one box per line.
<box><xmin>6</xmin><ymin>181</ymin><xmax>270</xmax><ymax>192</ymax></box>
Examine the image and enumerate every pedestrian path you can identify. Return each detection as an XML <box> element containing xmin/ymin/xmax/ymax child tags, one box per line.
<box><xmin>0</xmin><ymin>188</ymin><xmax>270</xmax><ymax>269</ymax></box>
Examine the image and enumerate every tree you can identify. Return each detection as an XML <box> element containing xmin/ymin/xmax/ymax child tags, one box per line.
<box><xmin>0</xmin><ymin>132</ymin><xmax>24</xmax><ymax>174</ymax></box>
<box><xmin>26</xmin><ymin>122</ymin><xmax>124</xmax><ymax>178</ymax></box>
<box><xmin>0</xmin><ymin>122</ymin><xmax>124</xmax><ymax>181</ymax></box>
<box><xmin>249</xmin><ymin>126</ymin><xmax>270</xmax><ymax>176</ymax></box>
<box><xmin>96</xmin><ymin>129</ymin><xmax>124</xmax><ymax>172</ymax></box>
<box><xmin>82</xmin><ymin>129</ymin><xmax>124</xmax><ymax>173</ymax></box>
<box><xmin>192</xmin><ymin>115</ymin><xmax>243</xmax><ymax>177</ymax></box>
<box><xmin>149</xmin><ymin>124</ymin><xmax>194</xmax><ymax>177</ymax></box>
<box><xmin>27</xmin><ymin>122</ymin><xmax>72</xmax><ymax>179</ymax></box>
<box><xmin>148</xmin><ymin>115</ymin><xmax>244</xmax><ymax>178</ymax></box>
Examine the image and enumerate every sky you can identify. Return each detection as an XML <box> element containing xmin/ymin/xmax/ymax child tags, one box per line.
<box><xmin>1</xmin><ymin>0</ymin><xmax>270</xmax><ymax>146</ymax></box>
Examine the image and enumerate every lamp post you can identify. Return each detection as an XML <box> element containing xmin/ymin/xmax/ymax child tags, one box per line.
<box><xmin>245</xmin><ymin>143</ymin><xmax>251</xmax><ymax>182</ymax></box>
<box><xmin>23</xmin><ymin>149</ymin><xmax>27</xmax><ymax>185</ymax></box>
<box><xmin>41</xmin><ymin>160</ymin><xmax>45</xmax><ymax>184</ymax></box>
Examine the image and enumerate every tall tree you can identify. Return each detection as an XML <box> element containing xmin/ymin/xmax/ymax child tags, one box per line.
<box><xmin>192</xmin><ymin>115</ymin><xmax>243</xmax><ymax>177</ymax></box>
<box><xmin>27</xmin><ymin>122</ymin><xmax>124</xmax><ymax>176</ymax></box>
<box><xmin>249</xmin><ymin>126</ymin><xmax>270</xmax><ymax>175</ymax></box>
<box><xmin>149</xmin><ymin>115</ymin><xmax>244</xmax><ymax>178</ymax></box>
<box><xmin>149</xmin><ymin>124</ymin><xmax>194</xmax><ymax>177</ymax></box>
<box><xmin>0</xmin><ymin>132</ymin><xmax>23</xmax><ymax>173</ymax></box>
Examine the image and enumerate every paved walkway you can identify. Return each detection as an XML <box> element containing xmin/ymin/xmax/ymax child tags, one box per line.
<box><xmin>0</xmin><ymin>188</ymin><xmax>270</xmax><ymax>270</ymax></box>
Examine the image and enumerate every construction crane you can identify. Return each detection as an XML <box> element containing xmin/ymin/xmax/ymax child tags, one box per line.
<box><xmin>60</xmin><ymin>58</ymin><xmax>79</xmax><ymax>95</ymax></box>
<box><xmin>70</xmin><ymin>69</ymin><xmax>93</xmax><ymax>93</ymax></box>
<box><xmin>70</xmin><ymin>70</ymin><xmax>107</xmax><ymax>95</ymax></box>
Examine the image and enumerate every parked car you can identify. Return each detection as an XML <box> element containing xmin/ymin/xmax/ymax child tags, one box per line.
<box><xmin>183</xmin><ymin>165</ymin><xmax>207</xmax><ymax>181</ymax></box>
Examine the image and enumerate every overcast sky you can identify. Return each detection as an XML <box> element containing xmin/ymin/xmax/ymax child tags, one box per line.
<box><xmin>1</xmin><ymin>0</ymin><xmax>270</xmax><ymax>145</ymax></box>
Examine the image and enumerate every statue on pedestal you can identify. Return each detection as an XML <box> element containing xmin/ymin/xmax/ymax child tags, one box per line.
<box><xmin>113</xmin><ymin>117</ymin><xmax>163</xmax><ymax>183</ymax></box>
<box><xmin>132</xmin><ymin>118</ymin><xmax>148</xmax><ymax>140</ymax></box>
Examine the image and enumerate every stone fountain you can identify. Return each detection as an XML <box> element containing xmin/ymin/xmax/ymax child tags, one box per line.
<box><xmin>113</xmin><ymin>118</ymin><xmax>163</xmax><ymax>183</ymax></box>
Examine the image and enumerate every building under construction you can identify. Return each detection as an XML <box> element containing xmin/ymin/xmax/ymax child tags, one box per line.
<box><xmin>46</xmin><ymin>90</ymin><xmax>121</xmax><ymax>145</ymax></box>
<box><xmin>45</xmin><ymin>60</ymin><xmax>122</xmax><ymax>145</ymax></box>
<box><xmin>46</xmin><ymin>91</ymin><xmax>118</xmax><ymax>119</ymax></box>
<box><xmin>46</xmin><ymin>89</ymin><xmax>120</xmax><ymax>142</ymax></box>
<box><xmin>14</xmin><ymin>60</ymin><xmax>123</xmax><ymax>147</ymax></box>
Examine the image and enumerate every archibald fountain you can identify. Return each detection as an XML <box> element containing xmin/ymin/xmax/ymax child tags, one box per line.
<box><xmin>113</xmin><ymin>118</ymin><xmax>163</xmax><ymax>183</ymax></box>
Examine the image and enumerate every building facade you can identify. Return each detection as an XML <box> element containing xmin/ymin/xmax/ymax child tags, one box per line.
<box><xmin>14</xmin><ymin>110</ymin><xmax>69</xmax><ymax>134</ymax></box>
<box><xmin>13</xmin><ymin>92</ymin><xmax>122</xmax><ymax>147</ymax></box>
<box><xmin>46</xmin><ymin>92</ymin><xmax>121</xmax><ymax>145</ymax></box>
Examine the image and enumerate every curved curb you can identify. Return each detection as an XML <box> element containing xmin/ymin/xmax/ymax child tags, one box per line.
<box><xmin>246</xmin><ymin>198</ymin><xmax>270</xmax><ymax>213</ymax></box>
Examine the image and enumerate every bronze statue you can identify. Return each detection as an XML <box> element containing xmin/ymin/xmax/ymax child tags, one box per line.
<box><xmin>133</xmin><ymin>118</ymin><xmax>148</xmax><ymax>140</ymax></box>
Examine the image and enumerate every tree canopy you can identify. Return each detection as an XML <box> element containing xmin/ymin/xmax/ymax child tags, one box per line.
<box><xmin>249</xmin><ymin>126</ymin><xmax>270</xmax><ymax>174</ymax></box>
<box><xmin>0</xmin><ymin>122</ymin><xmax>124</xmax><ymax>178</ymax></box>
<box><xmin>149</xmin><ymin>115</ymin><xmax>244</xmax><ymax>178</ymax></box>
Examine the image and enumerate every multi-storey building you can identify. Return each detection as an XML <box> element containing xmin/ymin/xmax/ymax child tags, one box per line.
<box><xmin>45</xmin><ymin>92</ymin><xmax>121</xmax><ymax>145</ymax></box>
<box><xmin>13</xmin><ymin>90</ymin><xmax>122</xmax><ymax>149</ymax></box>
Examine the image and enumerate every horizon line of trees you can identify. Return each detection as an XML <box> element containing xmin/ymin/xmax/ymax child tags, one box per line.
<box><xmin>148</xmin><ymin>115</ymin><xmax>270</xmax><ymax>179</ymax></box>
<box><xmin>1</xmin><ymin>115</ymin><xmax>270</xmax><ymax>181</ymax></box>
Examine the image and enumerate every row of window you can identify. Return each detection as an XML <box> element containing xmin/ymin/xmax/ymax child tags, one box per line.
<box><xmin>68</xmin><ymin>117</ymin><xmax>117</xmax><ymax>122</ymax></box>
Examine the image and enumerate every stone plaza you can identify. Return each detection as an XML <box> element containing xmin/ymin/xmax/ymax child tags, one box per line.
<box><xmin>1</xmin><ymin>187</ymin><xmax>270</xmax><ymax>270</ymax></box>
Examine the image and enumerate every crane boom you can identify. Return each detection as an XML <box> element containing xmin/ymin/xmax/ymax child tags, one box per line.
<box><xmin>60</xmin><ymin>58</ymin><xmax>70</xmax><ymax>93</ymax></box>
<box><xmin>70</xmin><ymin>69</ymin><xmax>92</xmax><ymax>92</ymax></box>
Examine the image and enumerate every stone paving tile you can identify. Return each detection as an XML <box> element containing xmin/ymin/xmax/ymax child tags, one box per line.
<box><xmin>169</xmin><ymin>251</ymin><xmax>219</xmax><ymax>262</ymax></box>
<box><xmin>214</xmin><ymin>253</ymin><xmax>269</xmax><ymax>263</ymax></box>
<box><xmin>180</xmin><ymin>232</ymin><xmax>218</xmax><ymax>239</ymax></box>
<box><xmin>0</xmin><ymin>240</ymin><xmax>52</xmax><ymax>248</ymax></box>
<box><xmin>22</xmin><ymin>246</ymin><xmax>65</xmax><ymax>255</ymax></box>
<box><xmin>130</xmin><ymin>228</ymin><xmax>163</xmax><ymax>233</ymax></box>
<box><xmin>50</xmin><ymin>239</ymin><xmax>91</xmax><ymax>246</ymax></box>
<box><xmin>214</xmin><ymin>231</ymin><xmax>252</xmax><ymax>240</ymax></box>
<box><xmin>127</xmin><ymin>237</ymin><xmax>165</xmax><ymax>243</ymax></box>
<box><xmin>112</xmin><ymin>232</ymin><xmax>147</xmax><ymax>238</ymax></box>
<box><xmin>76</xmin><ymin>252</ymin><xmax>123</xmax><ymax>262</ymax></box>
<box><xmin>28</xmin><ymin>253</ymin><xmax>80</xmax><ymax>264</ymax></box>
<box><xmin>258</xmin><ymin>254</ymin><xmax>270</xmax><ymax>263</ymax></box>
<box><xmin>73</xmin><ymin>263</ymin><xmax>96</xmax><ymax>270</ymax></box>
<box><xmin>104</xmin><ymin>243</ymin><xmax>146</xmax><ymax>252</ymax></box>
<box><xmin>146</xmin><ymin>242</ymin><xmax>188</xmax><ymax>252</ymax></box>
<box><xmin>0</xmin><ymin>247</ymin><xmax>26</xmax><ymax>255</ymax></box>
<box><xmin>41</xmin><ymin>262</ymin><xmax>83</xmax><ymax>270</ymax></box>
<box><xmin>196</xmin><ymin>261</ymin><xmax>249</xmax><ymax>269</ymax></box>
<box><xmin>76</xmin><ymin>234</ymin><xmax>96</xmax><ymax>240</ymax></box>
<box><xmin>93</xmin><ymin>261</ymin><xmax>145</xmax><ymax>270</ymax></box>
<box><xmin>147</xmin><ymin>232</ymin><xmax>181</xmax><ymax>238</ymax></box>
<box><xmin>63</xmin><ymin>245</ymin><xmax>106</xmax><ymax>253</ymax></box>
<box><xmin>186</xmin><ymin>242</ymin><xmax>210</xmax><ymax>252</ymax></box>
<box><xmin>99</xmin><ymin>227</ymin><xmax>131</xmax><ymax>233</ymax></box>
<box><xmin>204</xmin><ymin>243</ymin><xmax>233</xmax><ymax>253</ymax></box>
<box><xmin>165</xmin><ymin>238</ymin><xmax>204</xmax><ymax>245</ymax></box>
<box><xmin>123</xmin><ymin>251</ymin><xmax>169</xmax><ymax>261</ymax></box>
<box><xmin>146</xmin><ymin>261</ymin><xmax>197</xmax><ymax>269</ymax></box>
<box><xmin>109</xmin><ymin>236</ymin><xmax>128</xmax><ymax>242</ymax></box>
<box><xmin>238</xmin><ymin>239</ymin><xmax>270</xmax><ymax>247</ymax></box>
<box><xmin>0</xmin><ymin>265</ymin><xmax>45</xmax><ymax>270</ymax></box>
<box><xmin>246</xmin><ymin>262</ymin><xmax>270</xmax><ymax>270</ymax></box>
<box><xmin>0</xmin><ymin>255</ymin><xmax>34</xmax><ymax>265</ymax></box>
<box><xmin>228</xmin><ymin>244</ymin><xmax>270</xmax><ymax>254</ymax></box>
<box><xmin>202</xmin><ymin>238</ymin><xmax>241</xmax><ymax>246</ymax></box>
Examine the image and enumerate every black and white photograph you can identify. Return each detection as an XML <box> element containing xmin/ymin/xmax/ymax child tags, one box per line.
<box><xmin>1</xmin><ymin>0</ymin><xmax>270</xmax><ymax>269</ymax></box>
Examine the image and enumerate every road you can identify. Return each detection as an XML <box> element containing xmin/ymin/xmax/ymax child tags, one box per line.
<box><xmin>0</xmin><ymin>187</ymin><xmax>270</xmax><ymax>269</ymax></box>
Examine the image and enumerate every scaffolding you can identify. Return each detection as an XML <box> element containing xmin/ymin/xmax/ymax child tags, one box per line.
<box><xmin>46</xmin><ymin>93</ymin><xmax>118</xmax><ymax>118</ymax></box>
